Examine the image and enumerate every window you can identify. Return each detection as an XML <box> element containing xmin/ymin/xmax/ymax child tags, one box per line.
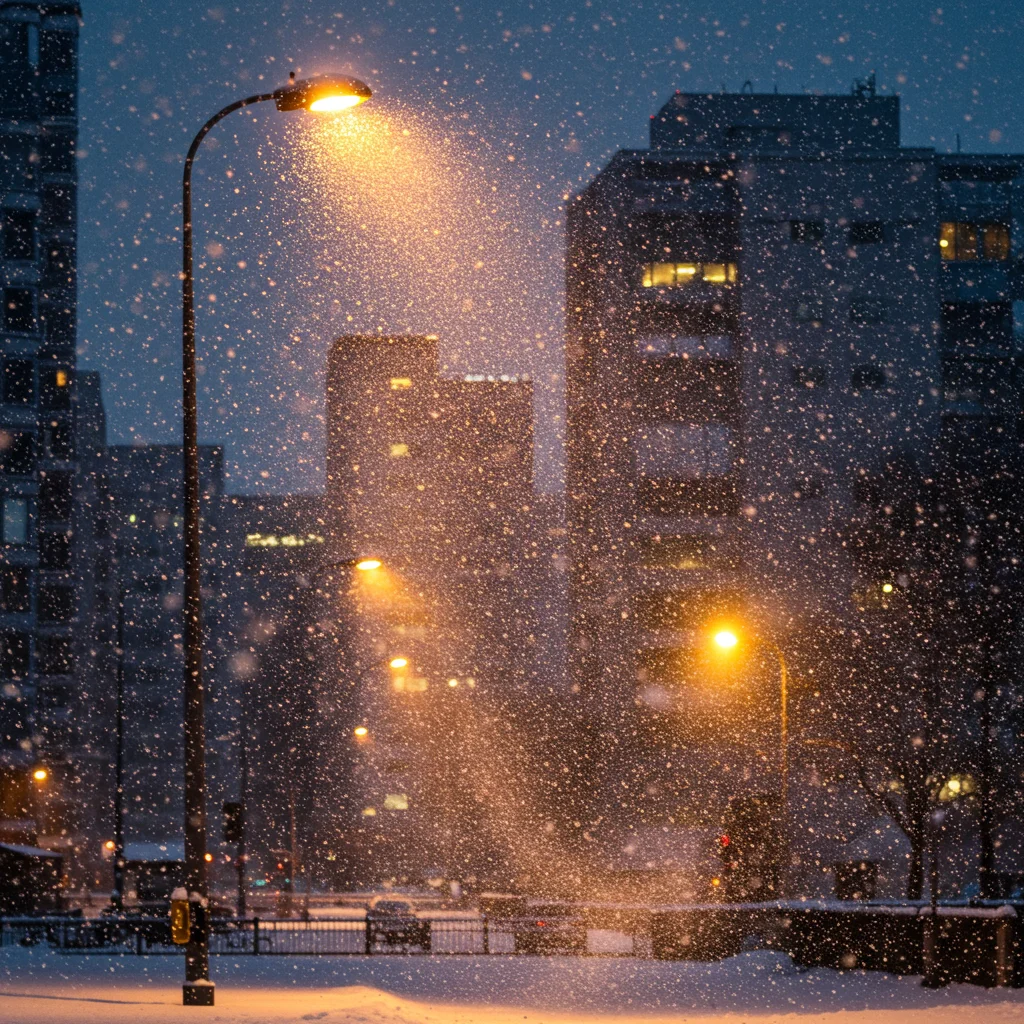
<box><xmin>40</xmin><ymin>132</ymin><xmax>74</xmax><ymax>174</ymax></box>
<box><xmin>850</xmin><ymin>298</ymin><xmax>887</xmax><ymax>325</ymax></box>
<box><xmin>37</xmin><ymin>584</ymin><xmax>75</xmax><ymax>623</ymax></box>
<box><xmin>45</xmin><ymin>243</ymin><xmax>74</xmax><ymax>284</ymax></box>
<box><xmin>792</xmin><ymin>364</ymin><xmax>827</xmax><ymax>388</ymax></box>
<box><xmin>40</xmin><ymin>367</ymin><xmax>71</xmax><ymax>409</ymax></box>
<box><xmin>637</xmin><ymin>535</ymin><xmax>728</xmax><ymax>570</ymax></box>
<box><xmin>3</xmin><ymin>210</ymin><xmax>35</xmax><ymax>260</ymax></box>
<box><xmin>939</xmin><ymin>221</ymin><xmax>1010</xmax><ymax>261</ymax></box>
<box><xmin>46</xmin><ymin>423</ymin><xmax>72</xmax><ymax>459</ymax></box>
<box><xmin>25</xmin><ymin>23</ymin><xmax>38</xmax><ymax>67</ymax></box>
<box><xmin>39</xmin><ymin>29</ymin><xmax>75</xmax><ymax>73</ymax></box>
<box><xmin>636</xmin><ymin>334</ymin><xmax>731</xmax><ymax>359</ymax></box>
<box><xmin>389</xmin><ymin>377</ymin><xmax>413</xmax><ymax>390</ymax></box>
<box><xmin>39</xmin><ymin>531</ymin><xmax>71</xmax><ymax>570</ymax></box>
<box><xmin>38</xmin><ymin>471</ymin><xmax>72</xmax><ymax>521</ymax></box>
<box><xmin>0</xmin><ymin>568</ymin><xmax>31</xmax><ymax>613</ymax></box>
<box><xmin>2</xmin><ymin>498</ymin><xmax>29</xmax><ymax>545</ymax></box>
<box><xmin>1</xmin><ymin>632</ymin><xmax>30</xmax><ymax>679</ymax></box>
<box><xmin>848</xmin><ymin>221</ymin><xmax>885</xmax><ymax>245</ymax></box>
<box><xmin>0</xmin><ymin>432</ymin><xmax>34</xmax><ymax>475</ymax></box>
<box><xmin>36</xmin><ymin>637</ymin><xmax>73</xmax><ymax>676</ymax></box>
<box><xmin>641</xmin><ymin>262</ymin><xmax>738</xmax><ymax>288</ymax></box>
<box><xmin>383</xmin><ymin>794</ymin><xmax>409</xmax><ymax>811</ymax></box>
<box><xmin>942</xmin><ymin>302</ymin><xmax>1012</xmax><ymax>349</ymax></box>
<box><xmin>792</xmin><ymin>297</ymin><xmax>825</xmax><ymax>324</ymax></box>
<box><xmin>982</xmin><ymin>223</ymin><xmax>1010</xmax><ymax>261</ymax></box>
<box><xmin>4</xmin><ymin>288</ymin><xmax>35</xmax><ymax>333</ymax></box>
<box><xmin>852</xmin><ymin>364</ymin><xmax>887</xmax><ymax>391</ymax></box>
<box><xmin>389</xmin><ymin>443</ymin><xmax>411</xmax><ymax>458</ymax></box>
<box><xmin>42</xmin><ymin>184</ymin><xmax>73</xmax><ymax>226</ymax></box>
<box><xmin>790</xmin><ymin>220</ymin><xmax>824</xmax><ymax>243</ymax></box>
<box><xmin>3</xmin><ymin>359</ymin><xmax>34</xmax><ymax>405</ymax></box>
<box><xmin>43</xmin><ymin>91</ymin><xmax>74</xmax><ymax>117</ymax></box>
<box><xmin>634</xmin><ymin>423</ymin><xmax>733</xmax><ymax>479</ymax></box>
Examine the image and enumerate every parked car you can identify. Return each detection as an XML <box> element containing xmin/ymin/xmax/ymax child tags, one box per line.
<box><xmin>513</xmin><ymin>903</ymin><xmax>586</xmax><ymax>955</ymax></box>
<box><xmin>366</xmin><ymin>899</ymin><xmax>430</xmax><ymax>952</ymax></box>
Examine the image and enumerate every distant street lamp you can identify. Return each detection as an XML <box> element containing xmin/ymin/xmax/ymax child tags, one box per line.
<box><xmin>710</xmin><ymin>625</ymin><xmax>791</xmax><ymax>893</ymax></box>
<box><xmin>178</xmin><ymin>72</ymin><xmax>371</xmax><ymax>1008</ymax></box>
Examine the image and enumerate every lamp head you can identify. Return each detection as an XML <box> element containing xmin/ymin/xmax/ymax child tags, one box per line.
<box><xmin>713</xmin><ymin>629</ymin><xmax>739</xmax><ymax>651</ymax></box>
<box><xmin>273</xmin><ymin>73</ymin><xmax>372</xmax><ymax>113</ymax></box>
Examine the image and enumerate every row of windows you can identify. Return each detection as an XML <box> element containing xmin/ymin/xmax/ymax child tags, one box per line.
<box><xmin>2</xmin><ymin>480</ymin><xmax>74</xmax><ymax>542</ymax></box>
<box><xmin>641</xmin><ymin>262</ymin><xmax>739</xmax><ymax>289</ymax></box>
<box><xmin>939</xmin><ymin>221</ymin><xmax>1010</xmax><ymax>262</ymax></box>
<box><xmin>791</xmin><ymin>220</ymin><xmax>887</xmax><ymax>245</ymax></box>
<box><xmin>794</xmin><ymin>297</ymin><xmax>887</xmax><ymax>326</ymax></box>
<box><xmin>1</xmin><ymin>634</ymin><xmax>74</xmax><ymax>679</ymax></box>
<box><xmin>792</xmin><ymin>363</ymin><xmax>888</xmax><ymax>391</ymax></box>
<box><xmin>3</xmin><ymin>358</ymin><xmax>71</xmax><ymax>406</ymax></box>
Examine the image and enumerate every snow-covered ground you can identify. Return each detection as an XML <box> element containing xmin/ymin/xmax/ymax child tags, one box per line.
<box><xmin>2</xmin><ymin>945</ymin><xmax>1023</xmax><ymax>1023</ymax></box>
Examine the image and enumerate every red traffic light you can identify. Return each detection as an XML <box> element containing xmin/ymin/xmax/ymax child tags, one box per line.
<box><xmin>718</xmin><ymin>834</ymin><xmax>731</xmax><ymax>848</ymax></box>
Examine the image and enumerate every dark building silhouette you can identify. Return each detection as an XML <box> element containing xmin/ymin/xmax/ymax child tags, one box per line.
<box><xmin>565</xmin><ymin>85</ymin><xmax>1024</xmax><ymax>896</ymax></box>
<box><xmin>325</xmin><ymin>335</ymin><xmax>548</xmax><ymax>888</ymax></box>
<box><xmin>0</xmin><ymin>3</ymin><xmax>85</xmax><ymax>865</ymax></box>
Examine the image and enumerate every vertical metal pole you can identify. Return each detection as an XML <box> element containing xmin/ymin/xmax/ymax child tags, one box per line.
<box><xmin>112</xmin><ymin>579</ymin><xmax>125</xmax><ymax>910</ymax></box>
<box><xmin>237</xmin><ymin>707</ymin><xmax>248</xmax><ymax>920</ymax></box>
<box><xmin>774</xmin><ymin>643</ymin><xmax>789</xmax><ymax>898</ymax></box>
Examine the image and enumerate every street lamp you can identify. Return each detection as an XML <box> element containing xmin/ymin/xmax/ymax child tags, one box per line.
<box><xmin>179</xmin><ymin>72</ymin><xmax>371</xmax><ymax>1008</ymax></box>
<box><xmin>710</xmin><ymin>625</ymin><xmax>791</xmax><ymax>893</ymax></box>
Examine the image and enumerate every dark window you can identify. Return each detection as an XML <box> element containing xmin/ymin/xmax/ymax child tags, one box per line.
<box><xmin>3</xmin><ymin>209</ymin><xmax>35</xmax><ymax>260</ymax></box>
<box><xmin>46</xmin><ymin>422</ymin><xmax>72</xmax><ymax>459</ymax></box>
<box><xmin>0</xmin><ymin>568</ymin><xmax>31</xmax><ymax>613</ymax></box>
<box><xmin>1</xmin><ymin>632</ymin><xmax>30</xmax><ymax>678</ymax></box>
<box><xmin>790</xmin><ymin>220</ymin><xmax>824</xmax><ymax>243</ymax></box>
<box><xmin>941</xmin><ymin>302</ymin><xmax>1012</xmax><ymax>350</ymax></box>
<box><xmin>852</xmin><ymin>364</ymin><xmax>887</xmax><ymax>391</ymax></box>
<box><xmin>36</xmin><ymin>636</ymin><xmax>73</xmax><ymax>676</ymax></box>
<box><xmin>37</xmin><ymin>584</ymin><xmax>74</xmax><ymax>623</ymax></box>
<box><xmin>40</xmin><ymin>367</ymin><xmax>71</xmax><ymax>409</ymax></box>
<box><xmin>792</xmin><ymin>297</ymin><xmax>825</xmax><ymax>324</ymax></box>
<box><xmin>850</xmin><ymin>298</ymin><xmax>887</xmax><ymax>325</ymax></box>
<box><xmin>42</xmin><ymin>184</ymin><xmax>73</xmax><ymax>226</ymax></box>
<box><xmin>4</xmin><ymin>288</ymin><xmax>35</xmax><ymax>333</ymax></box>
<box><xmin>791</xmin><ymin>364</ymin><xmax>827</xmax><ymax>388</ymax></box>
<box><xmin>43</xmin><ymin>305</ymin><xmax>74</xmax><ymax>347</ymax></box>
<box><xmin>43</xmin><ymin>91</ymin><xmax>74</xmax><ymax>117</ymax></box>
<box><xmin>39</xmin><ymin>29</ymin><xmax>75</xmax><ymax>72</ymax></box>
<box><xmin>38</xmin><ymin>471</ymin><xmax>72</xmax><ymax>521</ymax></box>
<box><xmin>45</xmin><ymin>243</ymin><xmax>74</xmax><ymax>284</ymax></box>
<box><xmin>3</xmin><ymin>359</ymin><xmax>34</xmax><ymax>404</ymax></box>
<box><xmin>636</xmin><ymin>534</ymin><xmax>731</xmax><ymax>570</ymax></box>
<box><xmin>0</xmin><ymin>431</ymin><xmax>35</xmax><ymax>475</ymax></box>
<box><xmin>39</xmin><ymin>531</ymin><xmax>71</xmax><ymax>570</ymax></box>
<box><xmin>40</xmin><ymin>131</ymin><xmax>75</xmax><ymax>174</ymax></box>
<box><xmin>636</xmin><ymin>477</ymin><xmax>739</xmax><ymax>516</ymax></box>
<box><xmin>982</xmin><ymin>223</ymin><xmax>1010</xmax><ymax>261</ymax></box>
<box><xmin>848</xmin><ymin>221</ymin><xmax>885</xmax><ymax>245</ymax></box>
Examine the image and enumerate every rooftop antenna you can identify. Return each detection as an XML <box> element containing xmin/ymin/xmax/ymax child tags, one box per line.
<box><xmin>956</xmin><ymin>132</ymin><xmax>961</xmax><ymax>154</ymax></box>
<box><xmin>720</xmin><ymin>81</ymin><xmax>727</xmax><ymax>94</ymax></box>
<box><xmin>852</xmin><ymin>71</ymin><xmax>877</xmax><ymax>99</ymax></box>
<box><xmin>741</xmin><ymin>79</ymin><xmax>754</xmax><ymax>95</ymax></box>
<box><xmin>773</xmin><ymin>83</ymin><xmax>779</xmax><ymax>94</ymax></box>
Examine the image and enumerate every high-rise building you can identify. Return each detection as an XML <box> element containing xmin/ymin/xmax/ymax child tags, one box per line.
<box><xmin>565</xmin><ymin>84</ymin><xmax>1023</xmax><ymax>888</ymax></box>
<box><xmin>0</xmin><ymin>4</ymin><xmax>83</xmax><ymax>857</ymax></box>
<box><xmin>105</xmin><ymin>445</ymin><xmax>225</xmax><ymax>845</ymax></box>
<box><xmin>325</xmin><ymin>335</ymin><xmax>543</xmax><ymax>887</ymax></box>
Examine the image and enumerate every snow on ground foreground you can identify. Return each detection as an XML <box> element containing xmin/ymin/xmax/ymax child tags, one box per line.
<box><xmin>2</xmin><ymin>946</ymin><xmax>1023</xmax><ymax>1024</ymax></box>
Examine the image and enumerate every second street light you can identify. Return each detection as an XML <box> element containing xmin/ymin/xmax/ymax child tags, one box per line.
<box><xmin>178</xmin><ymin>72</ymin><xmax>371</xmax><ymax>1008</ymax></box>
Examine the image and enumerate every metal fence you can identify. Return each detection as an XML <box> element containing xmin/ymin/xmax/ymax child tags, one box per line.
<box><xmin>0</xmin><ymin>915</ymin><xmax>590</xmax><ymax>957</ymax></box>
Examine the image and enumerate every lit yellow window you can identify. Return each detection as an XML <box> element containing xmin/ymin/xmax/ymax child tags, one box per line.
<box><xmin>390</xmin><ymin>443</ymin><xmax>410</xmax><ymax>458</ymax></box>
<box><xmin>362</xmin><ymin>807</ymin><xmax>377</xmax><ymax>817</ymax></box>
<box><xmin>642</xmin><ymin>262</ymin><xmax>737</xmax><ymax>288</ymax></box>
<box><xmin>982</xmin><ymin>223</ymin><xmax>1010</xmax><ymax>261</ymax></box>
<box><xmin>702</xmin><ymin>263</ymin><xmax>727</xmax><ymax>283</ymax></box>
<box><xmin>642</xmin><ymin>262</ymin><xmax>677</xmax><ymax>288</ymax></box>
<box><xmin>55</xmin><ymin>370</ymin><xmax>68</xmax><ymax>388</ymax></box>
<box><xmin>390</xmin><ymin>377</ymin><xmax>412</xmax><ymax>390</ymax></box>
<box><xmin>383</xmin><ymin>793</ymin><xmax>409</xmax><ymax>811</ymax></box>
<box><xmin>939</xmin><ymin>222</ymin><xmax>956</xmax><ymax>259</ymax></box>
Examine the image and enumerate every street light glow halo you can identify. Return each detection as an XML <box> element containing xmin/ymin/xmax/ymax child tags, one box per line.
<box><xmin>713</xmin><ymin>628</ymin><xmax>739</xmax><ymax>650</ymax></box>
<box><xmin>355</xmin><ymin>558</ymin><xmax>382</xmax><ymax>571</ymax></box>
<box><xmin>273</xmin><ymin>74</ymin><xmax>372</xmax><ymax>113</ymax></box>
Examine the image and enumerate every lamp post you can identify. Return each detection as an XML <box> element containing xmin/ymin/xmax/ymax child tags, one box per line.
<box><xmin>179</xmin><ymin>73</ymin><xmax>371</xmax><ymax>1007</ymax></box>
<box><xmin>711</xmin><ymin>627</ymin><xmax>790</xmax><ymax>894</ymax></box>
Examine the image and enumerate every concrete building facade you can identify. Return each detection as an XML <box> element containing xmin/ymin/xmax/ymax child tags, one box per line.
<box><xmin>565</xmin><ymin>86</ymin><xmax>1023</xmax><ymax>890</ymax></box>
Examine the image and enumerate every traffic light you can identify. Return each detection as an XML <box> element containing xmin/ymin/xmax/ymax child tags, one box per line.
<box><xmin>223</xmin><ymin>801</ymin><xmax>243</xmax><ymax>844</ymax></box>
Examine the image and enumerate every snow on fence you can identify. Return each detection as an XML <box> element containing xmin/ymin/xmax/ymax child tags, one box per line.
<box><xmin>0</xmin><ymin>903</ymin><xmax>1019</xmax><ymax>988</ymax></box>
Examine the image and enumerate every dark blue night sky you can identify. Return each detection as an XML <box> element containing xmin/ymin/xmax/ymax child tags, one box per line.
<box><xmin>77</xmin><ymin>1</ymin><xmax>1024</xmax><ymax>492</ymax></box>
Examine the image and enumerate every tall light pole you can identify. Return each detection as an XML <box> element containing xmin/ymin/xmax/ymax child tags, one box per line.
<box><xmin>179</xmin><ymin>73</ymin><xmax>371</xmax><ymax>1007</ymax></box>
<box><xmin>711</xmin><ymin>627</ymin><xmax>791</xmax><ymax>894</ymax></box>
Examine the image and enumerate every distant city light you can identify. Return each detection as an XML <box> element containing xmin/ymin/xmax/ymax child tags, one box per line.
<box><xmin>245</xmin><ymin>532</ymin><xmax>324</xmax><ymax>549</ymax></box>
<box><xmin>448</xmin><ymin>678</ymin><xmax>459</xmax><ymax>687</ymax></box>
<box><xmin>204</xmin><ymin>852</ymin><xmax>213</xmax><ymax>863</ymax></box>
<box><xmin>390</xmin><ymin>377</ymin><xmax>413</xmax><ymax>390</ymax></box>
<box><xmin>32</xmin><ymin>767</ymin><xmax>48</xmax><ymax>782</ymax></box>
<box><xmin>355</xmin><ymin>559</ymin><xmax>382</xmax><ymax>571</ymax></box>
<box><xmin>104</xmin><ymin>840</ymin><xmax>115</xmax><ymax>851</ymax></box>
<box><xmin>353</xmin><ymin>725</ymin><xmax>369</xmax><ymax>738</ymax></box>
<box><xmin>389</xmin><ymin>657</ymin><xmax>408</xmax><ymax>670</ymax></box>
<box><xmin>881</xmin><ymin>582</ymin><xmax>894</xmax><ymax>594</ymax></box>
<box><xmin>128</xmin><ymin>514</ymin><xmax>137</xmax><ymax>523</ymax></box>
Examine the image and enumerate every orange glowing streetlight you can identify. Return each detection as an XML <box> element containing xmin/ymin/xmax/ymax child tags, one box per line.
<box><xmin>353</xmin><ymin>725</ymin><xmax>369</xmax><ymax>739</ymax></box>
<box><xmin>388</xmin><ymin>657</ymin><xmax>408</xmax><ymax>670</ymax></box>
<box><xmin>32</xmin><ymin>767</ymin><xmax>48</xmax><ymax>782</ymax></box>
<box><xmin>355</xmin><ymin>558</ymin><xmax>382</xmax><ymax>572</ymax></box>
